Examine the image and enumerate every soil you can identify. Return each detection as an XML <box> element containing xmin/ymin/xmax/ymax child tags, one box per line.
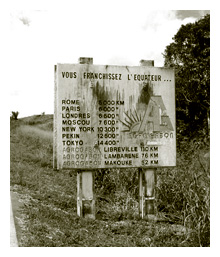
<box><xmin>10</xmin><ymin>191</ymin><xmax>24</xmax><ymax>245</ymax></box>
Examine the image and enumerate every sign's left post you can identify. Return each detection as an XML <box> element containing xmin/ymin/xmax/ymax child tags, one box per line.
<box><xmin>53</xmin><ymin>57</ymin><xmax>95</xmax><ymax>219</ymax></box>
<box><xmin>76</xmin><ymin>57</ymin><xmax>95</xmax><ymax>219</ymax></box>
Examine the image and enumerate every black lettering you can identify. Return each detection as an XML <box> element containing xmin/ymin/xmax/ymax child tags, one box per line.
<box><xmin>62</xmin><ymin>99</ymin><xmax>79</xmax><ymax>105</ymax></box>
<box><xmin>62</xmin><ymin>120</ymin><xmax>72</xmax><ymax>125</ymax></box>
<box><xmin>62</xmin><ymin>127</ymin><xmax>76</xmax><ymax>132</ymax></box>
<box><xmin>151</xmin><ymin>160</ymin><xmax>158</xmax><ymax>164</ymax></box>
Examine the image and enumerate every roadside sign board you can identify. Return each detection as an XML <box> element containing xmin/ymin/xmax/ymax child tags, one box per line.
<box><xmin>54</xmin><ymin>63</ymin><xmax>176</xmax><ymax>170</ymax></box>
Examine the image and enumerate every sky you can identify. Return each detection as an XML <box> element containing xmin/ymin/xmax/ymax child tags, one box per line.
<box><xmin>5</xmin><ymin>2</ymin><xmax>220</xmax><ymax>252</ymax></box>
<box><xmin>8</xmin><ymin>1</ymin><xmax>210</xmax><ymax>118</ymax></box>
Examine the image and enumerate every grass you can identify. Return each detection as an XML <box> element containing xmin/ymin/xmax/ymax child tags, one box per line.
<box><xmin>10</xmin><ymin>115</ymin><xmax>210</xmax><ymax>247</ymax></box>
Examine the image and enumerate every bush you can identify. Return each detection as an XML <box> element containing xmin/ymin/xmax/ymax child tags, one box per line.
<box><xmin>11</xmin><ymin>111</ymin><xmax>19</xmax><ymax>120</ymax></box>
<box><xmin>95</xmin><ymin>168</ymin><xmax>139</xmax><ymax>220</ymax></box>
<box><xmin>95</xmin><ymin>168</ymin><xmax>138</xmax><ymax>198</ymax></box>
<box><xmin>157</xmin><ymin>140</ymin><xmax>210</xmax><ymax>246</ymax></box>
<box><xmin>94</xmin><ymin>139</ymin><xmax>210</xmax><ymax>246</ymax></box>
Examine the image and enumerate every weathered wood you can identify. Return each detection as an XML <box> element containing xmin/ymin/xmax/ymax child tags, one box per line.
<box><xmin>54</xmin><ymin>57</ymin><xmax>175</xmax><ymax>220</ymax></box>
<box><xmin>139</xmin><ymin>59</ymin><xmax>154</xmax><ymax>67</ymax></box>
<box><xmin>78</xmin><ymin>57</ymin><xmax>93</xmax><ymax>64</ymax></box>
<box><xmin>77</xmin><ymin>171</ymin><xmax>95</xmax><ymax>219</ymax></box>
<box><xmin>144</xmin><ymin>169</ymin><xmax>156</xmax><ymax>220</ymax></box>
<box><xmin>53</xmin><ymin>65</ymin><xmax>57</xmax><ymax>170</ymax></box>
<box><xmin>138</xmin><ymin>168</ymin><xmax>144</xmax><ymax>218</ymax></box>
<box><xmin>54</xmin><ymin>60</ymin><xmax>176</xmax><ymax>170</ymax></box>
<box><xmin>139</xmin><ymin>60</ymin><xmax>156</xmax><ymax>221</ymax></box>
<box><xmin>139</xmin><ymin>168</ymin><xmax>156</xmax><ymax>220</ymax></box>
<box><xmin>82</xmin><ymin>171</ymin><xmax>95</xmax><ymax>219</ymax></box>
<box><xmin>77</xmin><ymin>171</ymin><xmax>82</xmax><ymax>216</ymax></box>
<box><xmin>77</xmin><ymin>58</ymin><xmax>95</xmax><ymax>219</ymax></box>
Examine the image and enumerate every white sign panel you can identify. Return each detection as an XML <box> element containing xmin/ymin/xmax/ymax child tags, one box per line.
<box><xmin>54</xmin><ymin>63</ymin><xmax>176</xmax><ymax>170</ymax></box>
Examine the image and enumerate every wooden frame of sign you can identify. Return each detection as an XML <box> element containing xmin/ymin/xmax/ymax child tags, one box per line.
<box><xmin>54</xmin><ymin>57</ymin><xmax>176</xmax><ymax>219</ymax></box>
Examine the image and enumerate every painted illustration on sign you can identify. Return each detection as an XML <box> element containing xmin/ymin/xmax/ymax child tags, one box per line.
<box><xmin>120</xmin><ymin>83</ymin><xmax>174</xmax><ymax>136</ymax></box>
<box><xmin>120</xmin><ymin>96</ymin><xmax>174</xmax><ymax>134</ymax></box>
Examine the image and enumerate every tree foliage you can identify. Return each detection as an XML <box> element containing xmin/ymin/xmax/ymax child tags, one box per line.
<box><xmin>11</xmin><ymin>111</ymin><xmax>19</xmax><ymax>120</ymax></box>
<box><xmin>163</xmin><ymin>14</ymin><xmax>210</xmax><ymax>141</ymax></box>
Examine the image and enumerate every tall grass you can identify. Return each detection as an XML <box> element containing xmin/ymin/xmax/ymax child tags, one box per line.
<box><xmin>10</xmin><ymin>117</ymin><xmax>210</xmax><ymax>246</ymax></box>
<box><xmin>156</xmin><ymin>140</ymin><xmax>210</xmax><ymax>246</ymax></box>
<box><xmin>10</xmin><ymin>123</ymin><xmax>53</xmax><ymax>188</ymax></box>
<box><xmin>95</xmin><ymin>169</ymin><xmax>139</xmax><ymax>220</ymax></box>
<box><xmin>95</xmin><ymin>140</ymin><xmax>210</xmax><ymax>246</ymax></box>
<box><xmin>21</xmin><ymin>114</ymin><xmax>53</xmax><ymax>131</ymax></box>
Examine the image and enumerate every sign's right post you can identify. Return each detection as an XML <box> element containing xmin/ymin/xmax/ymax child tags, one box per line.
<box><xmin>139</xmin><ymin>60</ymin><xmax>156</xmax><ymax>221</ymax></box>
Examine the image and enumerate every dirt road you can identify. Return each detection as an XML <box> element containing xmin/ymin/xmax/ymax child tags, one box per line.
<box><xmin>10</xmin><ymin>199</ymin><xmax>18</xmax><ymax>247</ymax></box>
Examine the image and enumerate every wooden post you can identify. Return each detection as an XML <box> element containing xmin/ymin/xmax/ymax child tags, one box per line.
<box><xmin>143</xmin><ymin>169</ymin><xmax>156</xmax><ymax>220</ymax></box>
<box><xmin>139</xmin><ymin>168</ymin><xmax>156</xmax><ymax>220</ymax></box>
<box><xmin>138</xmin><ymin>168</ymin><xmax>143</xmax><ymax>218</ymax></box>
<box><xmin>76</xmin><ymin>57</ymin><xmax>95</xmax><ymax>219</ymax></box>
<box><xmin>139</xmin><ymin>59</ymin><xmax>157</xmax><ymax>221</ymax></box>
<box><xmin>77</xmin><ymin>170</ymin><xmax>95</xmax><ymax>219</ymax></box>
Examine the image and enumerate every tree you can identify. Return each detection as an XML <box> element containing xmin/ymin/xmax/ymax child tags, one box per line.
<box><xmin>163</xmin><ymin>14</ymin><xmax>210</xmax><ymax>140</ymax></box>
<box><xmin>11</xmin><ymin>111</ymin><xmax>19</xmax><ymax>120</ymax></box>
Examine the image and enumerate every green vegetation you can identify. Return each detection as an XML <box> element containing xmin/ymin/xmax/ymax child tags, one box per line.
<box><xmin>163</xmin><ymin>14</ymin><xmax>210</xmax><ymax>141</ymax></box>
<box><xmin>10</xmin><ymin>15</ymin><xmax>210</xmax><ymax>247</ymax></box>
<box><xmin>10</xmin><ymin>114</ymin><xmax>209</xmax><ymax>247</ymax></box>
<box><xmin>11</xmin><ymin>111</ymin><xmax>19</xmax><ymax>120</ymax></box>
<box><xmin>160</xmin><ymin>14</ymin><xmax>210</xmax><ymax>246</ymax></box>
